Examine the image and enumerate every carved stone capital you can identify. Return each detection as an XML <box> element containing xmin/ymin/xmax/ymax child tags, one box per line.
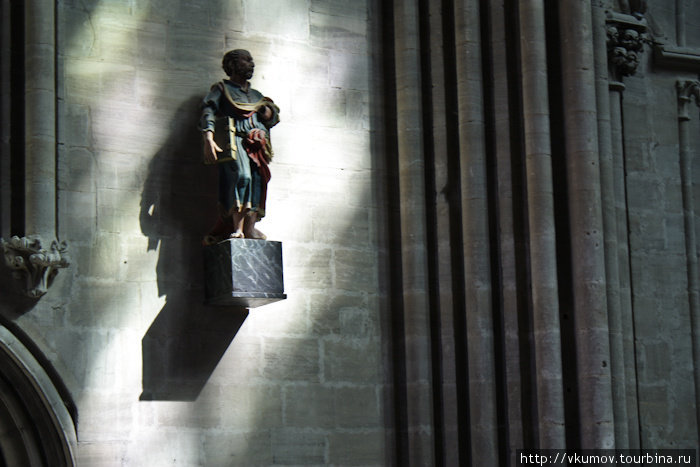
<box><xmin>606</xmin><ymin>12</ymin><xmax>649</xmax><ymax>79</ymax></box>
<box><xmin>677</xmin><ymin>80</ymin><xmax>700</xmax><ymax>121</ymax></box>
<box><xmin>677</xmin><ymin>80</ymin><xmax>700</xmax><ymax>102</ymax></box>
<box><xmin>0</xmin><ymin>236</ymin><xmax>69</xmax><ymax>298</ymax></box>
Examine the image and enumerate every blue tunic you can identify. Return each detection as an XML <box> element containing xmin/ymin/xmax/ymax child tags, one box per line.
<box><xmin>200</xmin><ymin>80</ymin><xmax>276</xmax><ymax>217</ymax></box>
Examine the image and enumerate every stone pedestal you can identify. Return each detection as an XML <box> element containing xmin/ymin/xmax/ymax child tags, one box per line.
<box><xmin>203</xmin><ymin>239</ymin><xmax>286</xmax><ymax>308</ymax></box>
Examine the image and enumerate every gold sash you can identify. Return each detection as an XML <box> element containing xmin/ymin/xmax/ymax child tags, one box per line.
<box><xmin>204</xmin><ymin>82</ymin><xmax>280</xmax><ymax>165</ymax></box>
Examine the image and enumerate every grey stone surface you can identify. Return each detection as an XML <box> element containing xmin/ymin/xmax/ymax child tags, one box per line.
<box><xmin>284</xmin><ymin>384</ymin><xmax>335</xmax><ymax>428</ymax></box>
<box><xmin>202</xmin><ymin>431</ymin><xmax>272</xmax><ymax>466</ymax></box>
<box><xmin>271</xmin><ymin>428</ymin><xmax>326</xmax><ymax>464</ymax></box>
<box><xmin>324</xmin><ymin>339</ymin><xmax>380</xmax><ymax>383</ymax></box>
<box><xmin>262</xmin><ymin>337</ymin><xmax>320</xmax><ymax>381</ymax></box>
<box><xmin>623</xmin><ymin>42</ymin><xmax>700</xmax><ymax>446</ymax></box>
<box><xmin>328</xmin><ymin>432</ymin><xmax>384</xmax><ymax>466</ymax></box>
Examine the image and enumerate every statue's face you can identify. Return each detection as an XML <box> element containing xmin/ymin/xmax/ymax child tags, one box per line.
<box><xmin>234</xmin><ymin>52</ymin><xmax>255</xmax><ymax>80</ymax></box>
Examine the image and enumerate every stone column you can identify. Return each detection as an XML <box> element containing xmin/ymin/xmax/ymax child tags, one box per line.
<box><xmin>676</xmin><ymin>0</ymin><xmax>686</xmax><ymax>47</ymax></box>
<box><xmin>0</xmin><ymin>0</ymin><xmax>67</xmax><ymax>298</ymax></box>
<box><xmin>559</xmin><ymin>0</ymin><xmax>615</xmax><ymax>448</ymax></box>
<box><xmin>426</xmin><ymin>0</ymin><xmax>460</xmax><ymax>462</ymax></box>
<box><xmin>393</xmin><ymin>0</ymin><xmax>435</xmax><ymax>463</ymax></box>
<box><xmin>676</xmin><ymin>79</ymin><xmax>700</xmax><ymax>431</ymax></box>
<box><xmin>605</xmin><ymin>9</ymin><xmax>648</xmax><ymax>448</ymax></box>
<box><xmin>454</xmin><ymin>0</ymin><xmax>499</xmax><ymax>463</ymax></box>
<box><xmin>594</xmin><ymin>1</ymin><xmax>627</xmax><ymax>448</ymax></box>
<box><xmin>518</xmin><ymin>0</ymin><xmax>565</xmax><ymax>448</ymax></box>
<box><xmin>608</xmin><ymin>81</ymin><xmax>641</xmax><ymax>448</ymax></box>
<box><xmin>490</xmin><ymin>0</ymin><xmax>524</xmax><ymax>459</ymax></box>
<box><xmin>24</xmin><ymin>0</ymin><xmax>56</xmax><ymax>241</ymax></box>
<box><xmin>0</xmin><ymin>0</ymin><xmax>10</xmax><ymax>238</ymax></box>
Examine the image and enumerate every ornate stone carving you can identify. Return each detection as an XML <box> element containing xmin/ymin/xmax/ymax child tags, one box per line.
<box><xmin>606</xmin><ymin>13</ymin><xmax>649</xmax><ymax>78</ymax></box>
<box><xmin>0</xmin><ymin>236</ymin><xmax>69</xmax><ymax>298</ymax></box>
<box><xmin>677</xmin><ymin>80</ymin><xmax>700</xmax><ymax>120</ymax></box>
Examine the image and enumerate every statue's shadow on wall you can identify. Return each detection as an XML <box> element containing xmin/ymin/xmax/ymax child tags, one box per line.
<box><xmin>139</xmin><ymin>96</ymin><xmax>247</xmax><ymax>401</ymax></box>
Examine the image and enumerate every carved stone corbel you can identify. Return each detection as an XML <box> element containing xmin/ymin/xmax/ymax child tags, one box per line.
<box><xmin>606</xmin><ymin>11</ymin><xmax>649</xmax><ymax>80</ymax></box>
<box><xmin>0</xmin><ymin>236</ymin><xmax>69</xmax><ymax>298</ymax></box>
<box><xmin>677</xmin><ymin>80</ymin><xmax>700</xmax><ymax>120</ymax></box>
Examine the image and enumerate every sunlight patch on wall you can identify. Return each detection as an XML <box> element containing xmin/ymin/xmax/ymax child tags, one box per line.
<box><xmin>63</xmin><ymin>1</ymin><xmax>163</xmax><ymax>407</ymax></box>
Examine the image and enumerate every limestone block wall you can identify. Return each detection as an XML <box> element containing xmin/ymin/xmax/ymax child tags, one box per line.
<box><xmin>623</xmin><ymin>68</ymin><xmax>698</xmax><ymax>448</ymax></box>
<box><xmin>621</xmin><ymin>2</ymin><xmax>700</xmax><ymax>448</ymax></box>
<box><xmin>6</xmin><ymin>0</ymin><xmax>389</xmax><ymax>465</ymax></box>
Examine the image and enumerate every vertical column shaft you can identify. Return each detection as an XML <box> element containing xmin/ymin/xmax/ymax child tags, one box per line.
<box><xmin>676</xmin><ymin>0</ymin><xmax>686</xmax><ymax>47</ymax></box>
<box><xmin>677</xmin><ymin>80</ymin><xmax>700</xmax><ymax>432</ymax></box>
<box><xmin>609</xmin><ymin>84</ymin><xmax>641</xmax><ymax>448</ymax></box>
<box><xmin>592</xmin><ymin>1</ymin><xmax>629</xmax><ymax>448</ymax></box>
<box><xmin>393</xmin><ymin>0</ymin><xmax>435</xmax><ymax>463</ymax></box>
<box><xmin>24</xmin><ymin>0</ymin><xmax>56</xmax><ymax>240</ymax></box>
<box><xmin>518</xmin><ymin>0</ymin><xmax>565</xmax><ymax>448</ymax></box>
<box><xmin>454</xmin><ymin>0</ymin><xmax>499</xmax><ymax>463</ymax></box>
<box><xmin>559</xmin><ymin>0</ymin><xmax>615</xmax><ymax>448</ymax></box>
<box><xmin>426</xmin><ymin>0</ymin><xmax>460</xmax><ymax>463</ymax></box>
<box><xmin>491</xmin><ymin>0</ymin><xmax>524</xmax><ymax>460</ymax></box>
<box><xmin>0</xmin><ymin>0</ymin><xmax>11</xmax><ymax>238</ymax></box>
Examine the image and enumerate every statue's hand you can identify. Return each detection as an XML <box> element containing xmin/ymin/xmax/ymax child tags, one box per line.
<box><xmin>203</xmin><ymin>131</ymin><xmax>223</xmax><ymax>163</ymax></box>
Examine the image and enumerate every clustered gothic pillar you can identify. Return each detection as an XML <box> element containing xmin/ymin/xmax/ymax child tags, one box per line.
<box><xmin>382</xmin><ymin>0</ymin><xmax>693</xmax><ymax>463</ymax></box>
<box><xmin>453</xmin><ymin>0</ymin><xmax>499</xmax><ymax>464</ymax></box>
<box><xmin>0</xmin><ymin>0</ymin><xmax>67</xmax><ymax>298</ymax></box>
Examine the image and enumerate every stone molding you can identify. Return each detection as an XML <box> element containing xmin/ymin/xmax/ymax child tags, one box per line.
<box><xmin>1</xmin><ymin>236</ymin><xmax>69</xmax><ymax>298</ymax></box>
<box><xmin>606</xmin><ymin>11</ymin><xmax>649</xmax><ymax>79</ymax></box>
<box><xmin>654</xmin><ymin>45</ymin><xmax>700</xmax><ymax>71</ymax></box>
<box><xmin>0</xmin><ymin>325</ymin><xmax>77</xmax><ymax>465</ymax></box>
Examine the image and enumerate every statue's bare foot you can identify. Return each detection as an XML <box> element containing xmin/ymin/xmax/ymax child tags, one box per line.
<box><xmin>230</xmin><ymin>231</ymin><xmax>244</xmax><ymax>239</ymax></box>
<box><xmin>243</xmin><ymin>227</ymin><xmax>266</xmax><ymax>240</ymax></box>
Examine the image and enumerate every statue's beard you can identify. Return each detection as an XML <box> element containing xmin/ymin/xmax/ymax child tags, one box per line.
<box><xmin>236</xmin><ymin>68</ymin><xmax>253</xmax><ymax>80</ymax></box>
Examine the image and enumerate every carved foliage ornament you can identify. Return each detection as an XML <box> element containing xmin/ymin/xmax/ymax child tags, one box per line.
<box><xmin>0</xmin><ymin>236</ymin><xmax>69</xmax><ymax>298</ymax></box>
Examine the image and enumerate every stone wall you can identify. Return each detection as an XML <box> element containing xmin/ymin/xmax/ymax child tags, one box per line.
<box><xmin>622</xmin><ymin>2</ymin><xmax>700</xmax><ymax>448</ymax></box>
<box><xmin>5</xmin><ymin>0</ymin><xmax>388</xmax><ymax>465</ymax></box>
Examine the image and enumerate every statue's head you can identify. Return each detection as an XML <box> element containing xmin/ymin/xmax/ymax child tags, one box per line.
<box><xmin>222</xmin><ymin>49</ymin><xmax>254</xmax><ymax>80</ymax></box>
